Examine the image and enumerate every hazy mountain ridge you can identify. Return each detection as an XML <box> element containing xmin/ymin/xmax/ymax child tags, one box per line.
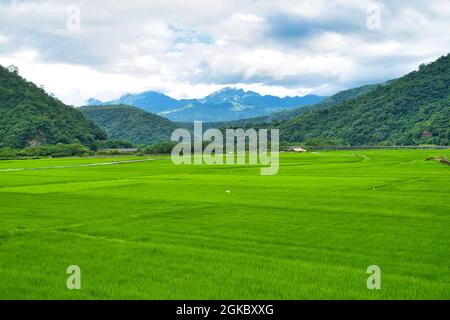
<box><xmin>220</xmin><ymin>83</ymin><xmax>384</xmax><ymax>127</ymax></box>
<box><xmin>87</xmin><ymin>87</ymin><xmax>325</xmax><ymax>122</ymax></box>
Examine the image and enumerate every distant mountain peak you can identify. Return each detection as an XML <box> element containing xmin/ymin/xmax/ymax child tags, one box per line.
<box><xmin>204</xmin><ymin>87</ymin><xmax>248</xmax><ymax>104</ymax></box>
<box><xmin>86</xmin><ymin>98</ymin><xmax>103</xmax><ymax>105</ymax></box>
<box><xmin>208</xmin><ymin>87</ymin><xmax>256</xmax><ymax>97</ymax></box>
<box><xmin>217</xmin><ymin>87</ymin><xmax>246</xmax><ymax>94</ymax></box>
<box><xmin>129</xmin><ymin>90</ymin><xmax>168</xmax><ymax>98</ymax></box>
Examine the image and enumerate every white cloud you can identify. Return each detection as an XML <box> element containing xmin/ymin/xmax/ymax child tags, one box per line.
<box><xmin>230</xmin><ymin>13</ymin><xmax>265</xmax><ymax>23</ymax></box>
<box><xmin>0</xmin><ymin>0</ymin><xmax>449</xmax><ymax>105</ymax></box>
<box><xmin>0</xmin><ymin>34</ymin><xmax>9</xmax><ymax>44</ymax></box>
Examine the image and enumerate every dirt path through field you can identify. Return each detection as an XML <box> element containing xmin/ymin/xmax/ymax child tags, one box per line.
<box><xmin>0</xmin><ymin>158</ymin><xmax>165</xmax><ymax>172</ymax></box>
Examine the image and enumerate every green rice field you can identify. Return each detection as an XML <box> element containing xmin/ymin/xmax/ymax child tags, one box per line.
<box><xmin>0</xmin><ymin>150</ymin><xmax>449</xmax><ymax>299</ymax></box>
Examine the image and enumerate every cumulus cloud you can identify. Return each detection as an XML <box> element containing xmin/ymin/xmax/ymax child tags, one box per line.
<box><xmin>0</xmin><ymin>0</ymin><xmax>449</xmax><ymax>105</ymax></box>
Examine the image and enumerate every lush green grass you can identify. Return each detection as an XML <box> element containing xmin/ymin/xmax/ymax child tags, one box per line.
<box><xmin>0</xmin><ymin>150</ymin><xmax>449</xmax><ymax>299</ymax></box>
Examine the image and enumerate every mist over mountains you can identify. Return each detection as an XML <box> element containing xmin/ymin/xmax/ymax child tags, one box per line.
<box><xmin>87</xmin><ymin>87</ymin><xmax>325</xmax><ymax>122</ymax></box>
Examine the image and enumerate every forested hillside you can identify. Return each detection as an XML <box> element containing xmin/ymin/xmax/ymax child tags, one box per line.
<box><xmin>280</xmin><ymin>54</ymin><xmax>450</xmax><ymax>146</ymax></box>
<box><xmin>80</xmin><ymin>105</ymin><xmax>178</xmax><ymax>145</ymax></box>
<box><xmin>0</xmin><ymin>65</ymin><xmax>106</xmax><ymax>148</ymax></box>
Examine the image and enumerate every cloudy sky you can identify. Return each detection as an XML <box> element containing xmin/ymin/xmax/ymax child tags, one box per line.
<box><xmin>0</xmin><ymin>0</ymin><xmax>449</xmax><ymax>105</ymax></box>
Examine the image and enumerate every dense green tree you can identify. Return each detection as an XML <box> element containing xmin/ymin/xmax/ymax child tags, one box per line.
<box><xmin>80</xmin><ymin>105</ymin><xmax>178</xmax><ymax>145</ymax></box>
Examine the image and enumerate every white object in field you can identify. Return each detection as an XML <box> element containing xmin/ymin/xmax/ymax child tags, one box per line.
<box><xmin>225</xmin><ymin>190</ymin><xmax>231</xmax><ymax>194</ymax></box>
<box><xmin>292</xmin><ymin>147</ymin><xmax>307</xmax><ymax>153</ymax></box>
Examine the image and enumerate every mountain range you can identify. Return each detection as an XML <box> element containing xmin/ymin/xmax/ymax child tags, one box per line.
<box><xmin>0</xmin><ymin>53</ymin><xmax>448</xmax><ymax>149</ymax></box>
<box><xmin>80</xmin><ymin>83</ymin><xmax>383</xmax><ymax>145</ymax></box>
<box><xmin>87</xmin><ymin>88</ymin><xmax>325</xmax><ymax>122</ymax></box>
<box><xmin>84</xmin><ymin>53</ymin><xmax>449</xmax><ymax>146</ymax></box>
<box><xmin>220</xmin><ymin>83</ymin><xmax>384</xmax><ymax>128</ymax></box>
